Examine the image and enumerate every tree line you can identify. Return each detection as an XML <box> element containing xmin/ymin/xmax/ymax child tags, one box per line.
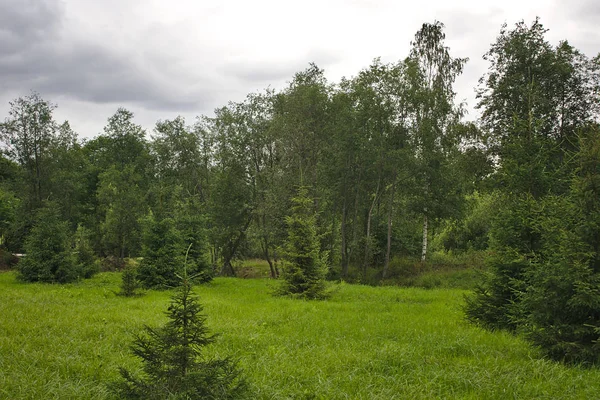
<box><xmin>1</xmin><ymin>19</ymin><xmax>599</xmax><ymax>363</ymax></box>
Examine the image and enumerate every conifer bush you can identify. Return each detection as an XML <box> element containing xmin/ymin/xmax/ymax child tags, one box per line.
<box><xmin>112</xmin><ymin>267</ymin><xmax>249</xmax><ymax>399</ymax></box>
<box><xmin>137</xmin><ymin>212</ymin><xmax>211</xmax><ymax>289</ymax></box>
<box><xmin>119</xmin><ymin>262</ymin><xmax>140</xmax><ymax>297</ymax></box>
<box><xmin>467</xmin><ymin>130</ymin><xmax>600</xmax><ymax>364</ymax></box>
<box><xmin>518</xmin><ymin>131</ymin><xmax>600</xmax><ymax>364</ymax></box>
<box><xmin>278</xmin><ymin>186</ymin><xmax>328</xmax><ymax>299</ymax></box>
<box><xmin>73</xmin><ymin>224</ymin><xmax>98</xmax><ymax>278</ymax></box>
<box><xmin>17</xmin><ymin>203</ymin><xmax>79</xmax><ymax>283</ymax></box>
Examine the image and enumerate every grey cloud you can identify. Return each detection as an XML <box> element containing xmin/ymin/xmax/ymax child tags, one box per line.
<box><xmin>555</xmin><ymin>0</ymin><xmax>600</xmax><ymax>56</ymax></box>
<box><xmin>227</xmin><ymin>64</ymin><xmax>299</xmax><ymax>83</ymax></box>
<box><xmin>0</xmin><ymin>0</ymin><xmax>215</xmax><ymax>112</ymax></box>
<box><xmin>565</xmin><ymin>0</ymin><xmax>600</xmax><ymax>22</ymax></box>
<box><xmin>0</xmin><ymin>0</ymin><xmax>62</xmax><ymax>45</ymax></box>
<box><xmin>223</xmin><ymin>48</ymin><xmax>344</xmax><ymax>85</ymax></box>
<box><xmin>442</xmin><ymin>9</ymin><xmax>504</xmax><ymax>40</ymax></box>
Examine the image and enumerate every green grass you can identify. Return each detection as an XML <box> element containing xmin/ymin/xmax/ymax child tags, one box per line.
<box><xmin>1</xmin><ymin>271</ymin><xmax>599</xmax><ymax>399</ymax></box>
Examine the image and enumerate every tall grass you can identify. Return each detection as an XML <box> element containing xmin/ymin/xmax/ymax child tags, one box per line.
<box><xmin>1</xmin><ymin>271</ymin><xmax>598</xmax><ymax>399</ymax></box>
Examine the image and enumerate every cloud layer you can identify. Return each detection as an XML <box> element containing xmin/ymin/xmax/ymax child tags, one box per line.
<box><xmin>0</xmin><ymin>0</ymin><xmax>597</xmax><ymax>137</ymax></box>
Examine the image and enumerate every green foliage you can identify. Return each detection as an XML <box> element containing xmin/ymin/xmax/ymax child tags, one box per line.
<box><xmin>0</xmin><ymin>92</ymin><xmax>56</xmax><ymax>209</ymax></box>
<box><xmin>468</xmin><ymin>176</ymin><xmax>600</xmax><ymax>362</ymax></box>
<box><xmin>0</xmin><ymin>248</ymin><xmax>17</xmax><ymax>270</ymax></box>
<box><xmin>207</xmin><ymin>157</ymin><xmax>253</xmax><ymax>275</ymax></box>
<box><xmin>47</xmin><ymin>122</ymin><xmax>89</xmax><ymax>227</ymax></box>
<box><xmin>0</xmin><ymin>185</ymin><xmax>19</xmax><ymax>249</ymax></box>
<box><xmin>137</xmin><ymin>212</ymin><xmax>211</xmax><ymax>289</ymax></box>
<box><xmin>278</xmin><ymin>187</ymin><xmax>328</xmax><ymax>299</ymax></box>
<box><xmin>174</xmin><ymin>200</ymin><xmax>212</xmax><ymax>283</ymax></box>
<box><xmin>119</xmin><ymin>262</ymin><xmax>140</xmax><ymax>297</ymax></box>
<box><xmin>113</xmin><ymin>271</ymin><xmax>249</xmax><ymax>399</ymax></box>
<box><xmin>137</xmin><ymin>213</ymin><xmax>185</xmax><ymax>289</ymax></box>
<box><xmin>97</xmin><ymin>165</ymin><xmax>145</xmax><ymax>259</ymax></box>
<box><xmin>378</xmin><ymin>253</ymin><xmax>485</xmax><ymax>289</ymax></box>
<box><xmin>466</xmin><ymin>18</ymin><xmax>600</xmax><ymax>364</ymax></box>
<box><xmin>101</xmin><ymin>108</ymin><xmax>150</xmax><ymax>173</ymax></box>
<box><xmin>101</xmin><ymin>255</ymin><xmax>127</xmax><ymax>271</ymax></box>
<box><xmin>523</xmin><ymin>259</ymin><xmax>600</xmax><ymax>364</ymax></box>
<box><xmin>464</xmin><ymin>194</ymin><xmax>540</xmax><ymax>331</ymax></box>
<box><xmin>435</xmin><ymin>192</ymin><xmax>495</xmax><ymax>252</ymax></box>
<box><xmin>17</xmin><ymin>203</ymin><xmax>79</xmax><ymax>283</ymax></box>
<box><xmin>517</xmin><ymin>131</ymin><xmax>600</xmax><ymax>364</ymax></box>
<box><xmin>73</xmin><ymin>224</ymin><xmax>98</xmax><ymax>279</ymax></box>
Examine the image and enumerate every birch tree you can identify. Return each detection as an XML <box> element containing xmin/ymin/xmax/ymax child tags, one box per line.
<box><xmin>407</xmin><ymin>22</ymin><xmax>467</xmax><ymax>261</ymax></box>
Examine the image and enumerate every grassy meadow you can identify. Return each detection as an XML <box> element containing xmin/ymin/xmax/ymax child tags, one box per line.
<box><xmin>1</xmin><ymin>270</ymin><xmax>599</xmax><ymax>399</ymax></box>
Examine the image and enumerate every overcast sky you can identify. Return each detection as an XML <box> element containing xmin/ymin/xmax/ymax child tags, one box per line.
<box><xmin>1</xmin><ymin>0</ymin><xmax>598</xmax><ymax>139</ymax></box>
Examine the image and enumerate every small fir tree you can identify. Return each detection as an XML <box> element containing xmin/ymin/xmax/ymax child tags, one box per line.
<box><xmin>112</xmin><ymin>258</ymin><xmax>249</xmax><ymax>399</ymax></box>
<box><xmin>73</xmin><ymin>224</ymin><xmax>98</xmax><ymax>279</ymax></box>
<box><xmin>137</xmin><ymin>210</ymin><xmax>212</xmax><ymax>289</ymax></box>
<box><xmin>119</xmin><ymin>262</ymin><xmax>140</xmax><ymax>297</ymax></box>
<box><xmin>278</xmin><ymin>186</ymin><xmax>328</xmax><ymax>299</ymax></box>
<box><xmin>136</xmin><ymin>212</ymin><xmax>185</xmax><ymax>289</ymax></box>
<box><xmin>175</xmin><ymin>200</ymin><xmax>213</xmax><ymax>283</ymax></box>
<box><xmin>17</xmin><ymin>203</ymin><xmax>78</xmax><ymax>283</ymax></box>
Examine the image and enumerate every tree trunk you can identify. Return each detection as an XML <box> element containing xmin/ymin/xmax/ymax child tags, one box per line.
<box><xmin>273</xmin><ymin>248</ymin><xmax>280</xmax><ymax>277</ymax></box>
<box><xmin>341</xmin><ymin>197</ymin><xmax>349</xmax><ymax>278</ymax></box>
<box><xmin>363</xmin><ymin>178</ymin><xmax>380</xmax><ymax>279</ymax></box>
<box><xmin>383</xmin><ymin>178</ymin><xmax>397</xmax><ymax>279</ymax></box>
<box><xmin>33</xmin><ymin>131</ymin><xmax>42</xmax><ymax>204</ymax></box>
<box><xmin>349</xmin><ymin>166</ymin><xmax>362</xmax><ymax>269</ymax></box>
<box><xmin>220</xmin><ymin>258</ymin><xmax>236</xmax><ymax>277</ymax></box>
<box><xmin>259</xmin><ymin>214</ymin><xmax>277</xmax><ymax>279</ymax></box>
<box><xmin>263</xmin><ymin>239</ymin><xmax>277</xmax><ymax>279</ymax></box>
<box><xmin>221</xmin><ymin>212</ymin><xmax>253</xmax><ymax>276</ymax></box>
<box><xmin>120</xmin><ymin>233</ymin><xmax>126</xmax><ymax>260</ymax></box>
<box><xmin>421</xmin><ymin>212</ymin><xmax>428</xmax><ymax>262</ymax></box>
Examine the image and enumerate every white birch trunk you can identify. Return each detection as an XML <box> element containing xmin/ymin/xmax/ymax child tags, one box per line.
<box><xmin>421</xmin><ymin>213</ymin><xmax>428</xmax><ymax>262</ymax></box>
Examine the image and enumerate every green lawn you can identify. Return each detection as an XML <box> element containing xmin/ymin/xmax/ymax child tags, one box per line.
<box><xmin>0</xmin><ymin>271</ymin><xmax>598</xmax><ymax>399</ymax></box>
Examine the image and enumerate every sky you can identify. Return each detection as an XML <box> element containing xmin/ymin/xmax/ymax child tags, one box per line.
<box><xmin>1</xmin><ymin>0</ymin><xmax>599</xmax><ymax>139</ymax></box>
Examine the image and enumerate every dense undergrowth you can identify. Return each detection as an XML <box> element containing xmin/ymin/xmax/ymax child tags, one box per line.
<box><xmin>238</xmin><ymin>252</ymin><xmax>486</xmax><ymax>290</ymax></box>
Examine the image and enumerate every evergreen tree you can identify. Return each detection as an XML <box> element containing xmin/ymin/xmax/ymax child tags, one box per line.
<box><xmin>278</xmin><ymin>186</ymin><xmax>328</xmax><ymax>299</ymax></box>
<box><xmin>519</xmin><ymin>128</ymin><xmax>600</xmax><ymax>363</ymax></box>
<box><xmin>73</xmin><ymin>224</ymin><xmax>98</xmax><ymax>279</ymax></box>
<box><xmin>175</xmin><ymin>200</ymin><xmax>213</xmax><ymax>283</ymax></box>
<box><xmin>137</xmin><ymin>212</ymin><xmax>185</xmax><ymax>289</ymax></box>
<box><xmin>113</xmin><ymin>266</ymin><xmax>249</xmax><ymax>399</ymax></box>
<box><xmin>466</xmin><ymin>19</ymin><xmax>599</xmax><ymax>332</ymax></box>
<box><xmin>17</xmin><ymin>203</ymin><xmax>78</xmax><ymax>283</ymax></box>
<box><xmin>119</xmin><ymin>262</ymin><xmax>140</xmax><ymax>297</ymax></box>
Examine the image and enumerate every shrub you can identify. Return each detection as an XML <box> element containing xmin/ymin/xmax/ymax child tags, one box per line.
<box><xmin>101</xmin><ymin>256</ymin><xmax>126</xmax><ymax>272</ymax></box>
<box><xmin>112</xmin><ymin>268</ymin><xmax>249</xmax><ymax>399</ymax></box>
<box><xmin>0</xmin><ymin>248</ymin><xmax>18</xmax><ymax>270</ymax></box>
<box><xmin>278</xmin><ymin>187</ymin><xmax>328</xmax><ymax>299</ymax></box>
<box><xmin>17</xmin><ymin>203</ymin><xmax>79</xmax><ymax>283</ymax></box>
<box><xmin>464</xmin><ymin>194</ymin><xmax>539</xmax><ymax>331</ymax></box>
<box><xmin>73</xmin><ymin>224</ymin><xmax>98</xmax><ymax>278</ymax></box>
<box><xmin>137</xmin><ymin>212</ymin><xmax>212</xmax><ymax>289</ymax></box>
<box><xmin>436</xmin><ymin>192</ymin><xmax>495</xmax><ymax>252</ymax></box>
<box><xmin>516</xmin><ymin>132</ymin><xmax>600</xmax><ymax>364</ymax></box>
<box><xmin>137</xmin><ymin>214</ymin><xmax>185</xmax><ymax>289</ymax></box>
<box><xmin>119</xmin><ymin>263</ymin><xmax>141</xmax><ymax>297</ymax></box>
